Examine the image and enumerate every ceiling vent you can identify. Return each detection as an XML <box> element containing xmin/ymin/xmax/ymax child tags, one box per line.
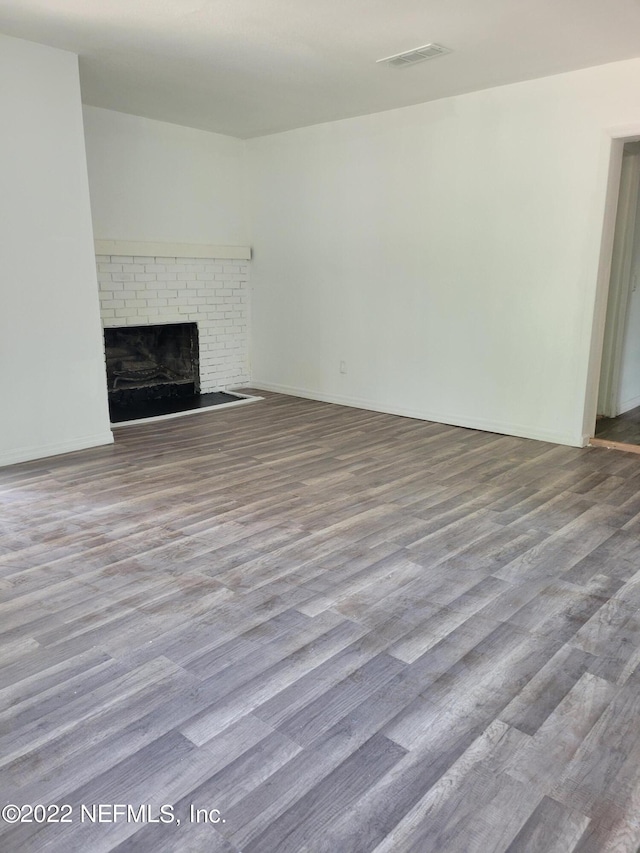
<box><xmin>377</xmin><ymin>43</ymin><xmax>451</xmax><ymax>68</ymax></box>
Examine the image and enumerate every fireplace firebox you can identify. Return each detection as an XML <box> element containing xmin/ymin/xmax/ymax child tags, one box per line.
<box><xmin>104</xmin><ymin>323</ymin><xmax>200</xmax><ymax>407</ymax></box>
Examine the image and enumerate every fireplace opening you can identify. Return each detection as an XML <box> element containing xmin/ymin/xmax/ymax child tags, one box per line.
<box><xmin>103</xmin><ymin>322</ymin><xmax>257</xmax><ymax>425</ymax></box>
<box><xmin>104</xmin><ymin>322</ymin><xmax>199</xmax><ymax>405</ymax></box>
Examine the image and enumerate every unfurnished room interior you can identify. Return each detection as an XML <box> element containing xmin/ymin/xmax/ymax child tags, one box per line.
<box><xmin>5</xmin><ymin>2</ymin><xmax>640</xmax><ymax>851</ymax></box>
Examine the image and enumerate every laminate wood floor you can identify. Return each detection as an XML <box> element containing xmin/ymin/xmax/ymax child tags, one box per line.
<box><xmin>595</xmin><ymin>405</ymin><xmax>640</xmax><ymax>446</ymax></box>
<box><xmin>2</xmin><ymin>390</ymin><xmax>640</xmax><ymax>852</ymax></box>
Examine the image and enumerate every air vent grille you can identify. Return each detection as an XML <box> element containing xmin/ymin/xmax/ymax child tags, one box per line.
<box><xmin>377</xmin><ymin>43</ymin><xmax>451</xmax><ymax>68</ymax></box>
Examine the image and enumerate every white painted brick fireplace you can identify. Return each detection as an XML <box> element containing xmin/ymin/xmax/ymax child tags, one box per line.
<box><xmin>96</xmin><ymin>254</ymin><xmax>250</xmax><ymax>392</ymax></box>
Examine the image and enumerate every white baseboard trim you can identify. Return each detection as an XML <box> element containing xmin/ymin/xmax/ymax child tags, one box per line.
<box><xmin>253</xmin><ymin>381</ymin><xmax>583</xmax><ymax>447</ymax></box>
<box><xmin>0</xmin><ymin>431</ymin><xmax>114</xmax><ymax>469</ymax></box>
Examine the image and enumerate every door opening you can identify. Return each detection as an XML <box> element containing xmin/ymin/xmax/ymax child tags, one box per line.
<box><xmin>592</xmin><ymin>141</ymin><xmax>640</xmax><ymax>451</ymax></box>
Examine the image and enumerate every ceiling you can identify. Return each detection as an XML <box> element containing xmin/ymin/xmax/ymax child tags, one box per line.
<box><xmin>3</xmin><ymin>0</ymin><xmax>640</xmax><ymax>138</ymax></box>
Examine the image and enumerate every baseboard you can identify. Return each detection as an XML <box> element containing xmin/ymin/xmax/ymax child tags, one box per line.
<box><xmin>0</xmin><ymin>431</ymin><xmax>114</xmax><ymax>469</ymax></box>
<box><xmin>253</xmin><ymin>381</ymin><xmax>583</xmax><ymax>447</ymax></box>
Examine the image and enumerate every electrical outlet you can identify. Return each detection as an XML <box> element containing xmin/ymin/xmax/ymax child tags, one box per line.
<box><xmin>339</xmin><ymin>361</ymin><xmax>347</xmax><ymax>374</ymax></box>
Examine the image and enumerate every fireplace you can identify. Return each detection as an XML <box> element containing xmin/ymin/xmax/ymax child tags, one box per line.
<box><xmin>104</xmin><ymin>323</ymin><xmax>200</xmax><ymax>407</ymax></box>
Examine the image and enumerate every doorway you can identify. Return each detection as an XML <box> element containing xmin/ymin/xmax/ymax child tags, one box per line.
<box><xmin>592</xmin><ymin>141</ymin><xmax>640</xmax><ymax>451</ymax></box>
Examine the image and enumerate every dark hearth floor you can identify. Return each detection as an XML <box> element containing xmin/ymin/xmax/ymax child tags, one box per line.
<box><xmin>109</xmin><ymin>391</ymin><xmax>244</xmax><ymax>424</ymax></box>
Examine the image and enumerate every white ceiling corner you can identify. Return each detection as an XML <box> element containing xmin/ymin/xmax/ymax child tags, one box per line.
<box><xmin>2</xmin><ymin>0</ymin><xmax>640</xmax><ymax>138</ymax></box>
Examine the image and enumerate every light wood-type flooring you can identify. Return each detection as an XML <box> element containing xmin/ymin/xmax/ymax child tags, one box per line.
<box><xmin>3</xmin><ymin>390</ymin><xmax>640</xmax><ymax>852</ymax></box>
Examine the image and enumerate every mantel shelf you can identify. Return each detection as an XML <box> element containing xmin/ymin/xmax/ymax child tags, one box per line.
<box><xmin>95</xmin><ymin>239</ymin><xmax>251</xmax><ymax>260</ymax></box>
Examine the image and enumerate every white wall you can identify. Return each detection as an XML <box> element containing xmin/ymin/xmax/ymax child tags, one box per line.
<box><xmin>83</xmin><ymin>106</ymin><xmax>246</xmax><ymax>245</ymax></box>
<box><xmin>618</xmin><ymin>179</ymin><xmax>640</xmax><ymax>414</ymax></box>
<box><xmin>0</xmin><ymin>35</ymin><xmax>112</xmax><ymax>466</ymax></box>
<box><xmin>247</xmin><ymin>58</ymin><xmax>640</xmax><ymax>447</ymax></box>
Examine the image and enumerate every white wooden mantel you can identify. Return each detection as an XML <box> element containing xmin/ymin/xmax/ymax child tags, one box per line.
<box><xmin>94</xmin><ymin>239</ymin><xmax>251</xmax><ymax>260</ymax></box>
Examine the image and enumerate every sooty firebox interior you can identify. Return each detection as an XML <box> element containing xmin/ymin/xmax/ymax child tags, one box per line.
<box><xmin>104</xmin><ymin>323</ymin><xmax>200</xmax><ymax>408</ymax></box>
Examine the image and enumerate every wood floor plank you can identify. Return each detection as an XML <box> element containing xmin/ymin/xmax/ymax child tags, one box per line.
<box><xmin>570</xmin><ymin>817</ymin><xmax>640</xmax><ymax>853</ymax></box>
<box><xmin>503</xmin><ymin>796</ymin><xmax>590</xmax><ymax>853</ymax></box>
<box><xmin>498</xmin><ymin>645</ymin><xmax>597</xmax><ymax>735</ymax></box>
<box><xmin>179</xmin><ymin>618</ymin><xmax>365</xmax><ymax>746</ymax></box>
<box><xmin>241</xmin><ymin>733</ymin><xmax>406</xmax><ymax>853</ymax></box>
<box><xmin>112</xmin><ymin>822</ymin><xmax>237</xmax><ymax>853</ymax></box>
<box><xmin>275</xmin><ymin>652</ymin><xmax>406</xmax><ymax>746</ymax></box>
<box><xmin>505</xmin><ymin>672</ymin><xmax>615</xmax><ymax>792</ymax></box>
<box><xmin>550</xmin><ymin>673</ymin><xmax>640</xmax><ymax>823</ymax></box>
<box><xmin>367</xmin><ymin>720</ymin><xmax>520</xmax><ymax>853</ymax></box>
<box><xmin>393</xmin><ymin>764</ymin><xmax>537</xmax><ymax>853</ymax></box>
